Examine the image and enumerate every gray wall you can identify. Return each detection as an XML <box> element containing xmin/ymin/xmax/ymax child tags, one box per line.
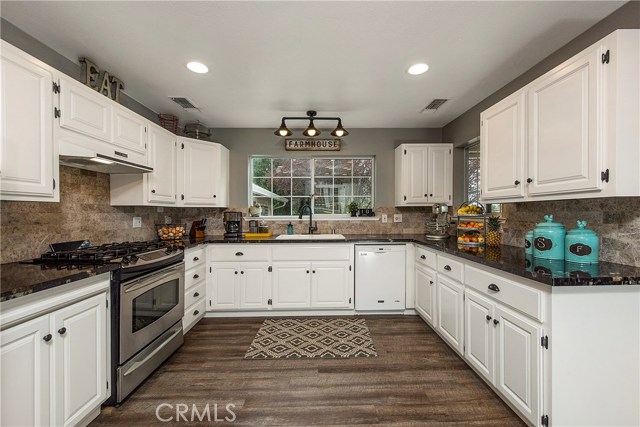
<box><xmin>213</xmin><ymin>128</ymin><xmax>443</xmax><ymax>208</ymax></box>
<box><xmin>0</xmin><ymin>18</ymin><xmax>158</xmax><ymax>123</ymax></box>
<box><xmin>443</xmin><ymin>0</ymin><xmax>640</xmax><ymax>206</ymax></box>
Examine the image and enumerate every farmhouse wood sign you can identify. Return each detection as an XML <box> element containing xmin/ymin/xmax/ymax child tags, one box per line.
<box><xmin>79</xmin><ymin>57</ymin><xmax>125</xmax><ymax>102</ymax></box>
<box><xmin>285</xmin><ymin>139</ymin><xmax>341</xmax><ymax>151</ymax></box>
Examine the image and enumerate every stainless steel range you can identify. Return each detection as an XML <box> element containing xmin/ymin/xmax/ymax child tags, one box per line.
<box><xmin>29</xmin><ymin>240</ymin><xmax>185</xmax><ymax>404</ymax></box>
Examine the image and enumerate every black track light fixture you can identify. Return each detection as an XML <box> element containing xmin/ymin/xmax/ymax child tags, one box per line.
<box><xmin>274</xmin><ymin>110</ymin><xmax>348</xmax><ymax>138</ymax></box>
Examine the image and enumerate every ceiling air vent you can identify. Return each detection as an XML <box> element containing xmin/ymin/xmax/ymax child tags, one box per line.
<box><xmin>169</xmin><ymin>96</ymin><xmax>200</xmax><ymax>110</ymax></box>
<box><xmin>420</xmin><ymin>98</ymin><xmax>448</xmax><ymax>113</ymax></box>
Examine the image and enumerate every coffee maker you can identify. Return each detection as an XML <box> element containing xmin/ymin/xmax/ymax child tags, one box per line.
<box><xmin>223</xmin><ymin>211</ymin><xmax>243</xmax><ymax>238</ymax></box>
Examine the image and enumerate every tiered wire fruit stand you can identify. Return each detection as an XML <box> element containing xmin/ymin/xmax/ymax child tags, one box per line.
<box><xmin>456</xmin><ymin>201</ymin><xmax>487</xmax><ymax>250</ymax></box>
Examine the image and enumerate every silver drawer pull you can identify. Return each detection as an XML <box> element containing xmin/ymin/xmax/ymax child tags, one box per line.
<box><xmin>488</xmin><ymin>283</ymin><xmax>500</xmax><ymax>292</ymax></box>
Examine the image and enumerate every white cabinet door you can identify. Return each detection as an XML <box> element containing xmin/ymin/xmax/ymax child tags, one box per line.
<box><xmin>272</xmin><ymin>263</ymin><xmax>311</xmax><ymax>308</ymax></box>
<box><xmin>403</xmin><ymin>146</ymin><xmax>429</xmax><ymax>204</ymax></box>
<box><xmin>147</xmin><ymin>126</ymin><xmax>177</xmax><ymax>204</ymax></box>
<box><xmin>239</xmin><ymin>264</ymin><xmax>271</xmax><ymax>309</ymax></box>
<box><xmin>480</xmin><ymin>90</ymin><xmax>527</xmax><ymax>200</ymax></box>
<box><xmin>1</xmin><ymin>42</ymin><xmax>56</xmax><ymax>200</ymax></box>
<box><xmin>179</xmin><ymin>138</ymin><xmax>220</xmax><ymax>206</ymax></box>
<box><xmin>0</xmin><ymin>316</ymin><xmax>50</xmax><ymax>427</ymax></box>
<box><xmin>415</xmin><ymin>265</ymin><xmax>436</xmax><ymax>326</ymax></box>
<box><xmin>311</xmin><ymin>262</ymin><xmax>352</xmax><ymax>308</ymax></box>
<box><xmin>527</xmin><ymin>46</ymin><xmax>601</xmax><ymax>195</ymax></box>
<box><xmin>495</xmin><ymin>306</ymin><xmax>542</xmax><ymax>426</ymax></box>
<box><xmin>59</xmin><ymin>76</ymin><xmax>111</xmax><ymax>142</ymax></box>
<box><xmin>51</xmin><ymin>292</ymin><xmax>107</xmax><ymax>427</ymax></box>
<box><xmin>112</xmin><ymin>105</ymin><xmax>147</xmax><ymax>155</ymax></box>
<box><xmin>209</xmin><ymin>264</ymin><xmax>239</xmax><ymax>310</ymax></box>
<box><xmin>436</xmin><ymin>276</ymin><xmax>464</xmax><ymax>354</ymax></box>
<box><xmin>426</xmin><ymin>145</ymin><xmax>452</xmax><ymax>204</ymax></box>
<box><xmin>464</xmin><ymin>289</ymin><xmax>496</xmax><ymax>384</ymax></box>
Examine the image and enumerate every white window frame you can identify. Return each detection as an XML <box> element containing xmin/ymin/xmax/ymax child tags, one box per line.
<box><xmin>248</xmin><ymin>155</ymin><xmax>375</xmax><ymax>219</ymax></box>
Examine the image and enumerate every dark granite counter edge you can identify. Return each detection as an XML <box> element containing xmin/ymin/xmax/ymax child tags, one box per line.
<box><xmin>1</xmin><ymin>264</ymin><xmax>119</xmax><ymax>303</ymax></box>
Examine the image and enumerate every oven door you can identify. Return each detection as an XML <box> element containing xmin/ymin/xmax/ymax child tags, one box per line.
<box><xmin>120</xmin><ymin>262</ymin><xmax>185</xmax><ymax>363</ymax></box>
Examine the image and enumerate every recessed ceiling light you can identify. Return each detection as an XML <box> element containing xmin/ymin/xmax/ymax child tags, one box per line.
<box><xmin>186</xmin><ymin>62</ymin><xmax>209</xmax><ymax>74</ymax></box>
<box><xmin>408</xmin><ymin>63</ymin><xmax>429</xmax><ymax>75</ymax></box>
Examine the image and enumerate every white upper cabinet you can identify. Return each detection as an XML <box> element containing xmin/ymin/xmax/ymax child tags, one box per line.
<box><xmin>112</xmin><ymin>104</ymin><xmax>148</xmax><ymax>156</ymax></box>
<box><xmin>480</xmin><ymin>90</ymin><xmax>526</xmax><ymax>200</ymax></box>
<box><xmin>527</xmin><ymin>46</ymin><xmax>601</xmax><ymax>196</ymax></box>
<box><xmin>480</xmin><ymin>29</ymin><xmax>640</xmax><ymax>202</ymax></box>
<box><xmin>0</xmin><ymin>41</ymin><xmax>58</xmax><ymax>202</ymax></box>
<box><xmin>177</xmin><ymin>137</ymin><xmax>229</xmax><ymax>206</ymax></box>
<box><xmin>147</xmin><ymin>126</ymin><xmax>177</xmax><ymax>204</ymax></box>
<box><xmin>395</xmin><ymin>143</ymin><xmax>453</xmax><ymax>206</ymax></box>
<box><xmin>58</xmin><ymin>76</ymin><xmax>112</xmax><ymax>143</ymax></box>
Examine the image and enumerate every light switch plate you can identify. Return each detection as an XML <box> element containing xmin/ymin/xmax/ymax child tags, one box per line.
<box><xmin>132</xmin><ymin>217</ymin><xmax>142</xmax><ymax>228</ymax></box>
<box><xmin>393</xmin><ymin>214</ymin><xmax>402</xmax><ymax>223</ymax></box>
<box><xmin>164</xmin><ymin>216</ymin><xmax>172</xmax><ymax>224</ymax></box>
<box><xmin>381</xmin><ymin>214</ymin><xmax>388</xmax><ymax>223</ymax></box>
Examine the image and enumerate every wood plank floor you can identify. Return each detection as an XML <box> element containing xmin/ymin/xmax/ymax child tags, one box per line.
<box><xmin>92</xmin><ymin>316</ymin><xmax>527</xmax><ymax>426</ymax></box>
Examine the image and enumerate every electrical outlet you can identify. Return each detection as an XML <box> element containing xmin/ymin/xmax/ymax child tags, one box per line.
<box><xmin>164</xmin><ymin>216</ymin><xmax>172</xmax><ymax>224</ymax></box>
<box><xmin>393</xmin><ymin>214</ymin><xmax>403</xmax><ymax>223</ymax></box>
<box><xmin>132</xmin><ymin>217</ymin><xmax>142</xmax><ymax>228</ymax></box>
<box><xmin>381</xmin><ymin>214</ymin><xmax>388</xmax><ymax>223</ymax></box>
<box><xmin>156</xmin><ymin>207</ymin><xmax>164</xmax><ymax>212</ymax></box>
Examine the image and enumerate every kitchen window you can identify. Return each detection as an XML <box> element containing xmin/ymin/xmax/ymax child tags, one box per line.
<box><xmin>464</xmin><ymin>138</ymin><xmax>501</xmax><ymax>213</ymax></box>
<box><xmin>250</xmin><ymin>156</ymin><xmax>374</xmax><ymax>217</ymax></box>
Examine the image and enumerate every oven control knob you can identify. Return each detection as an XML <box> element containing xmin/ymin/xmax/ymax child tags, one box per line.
<box><xmin>121</xmin><ymin>256</ymin><xmax>130</xmax><ymax>264</ymax></box>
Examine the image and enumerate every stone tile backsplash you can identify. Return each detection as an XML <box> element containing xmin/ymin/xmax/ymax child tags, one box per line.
<box><xmin>2</xmin><ymin>167</ymin><xmax>638</xmax><ymax>267</ymax></box>
<box><xmin>500</xmin><ymin>198</ymin><xmax>640</xmax><ymax>267</ymax></box>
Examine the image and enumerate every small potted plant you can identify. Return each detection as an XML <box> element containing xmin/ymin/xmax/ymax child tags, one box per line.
<box><xmin>346</xmin><ymin>201</ymin><xmax>359</xmax><ymax>217</ymax></box>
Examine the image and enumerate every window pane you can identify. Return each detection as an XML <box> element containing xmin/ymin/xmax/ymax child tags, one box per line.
<box><xmin>314</xmin><ymin>178</ymin><xmax>334</xmax><ymax>198</ymax></box>
<box><xmin>253</xmin><ymin>197</ymin><xmax>272</xmax><ymax>216</ymax></box>
<box><xmin>314</xmin><ymin>195</ymin><xmax>334</xmax><ymax>214</ymax></box>
<box><xmin>333</xmin><ymin>197</ymin><xmax>350</xmax><ymax>214</ymax></box>
<box><xmin>333</xmin><ymin>159</ymin><xmax>353</xmax><ymax>176</ymax></box>
<box><xmin>292</xmin><ymin>159</ymin><xmax>311</xmax><ymax>177</ymax></box>
<box><xmin>252</xmin><ymin>178</ymin><xmax>271</xmax><ymax>194</ymax></box>
<box><xmin>353</xmin><ymin>178</ymin><xmax>372</xmax><ymax>196</ymax></box>
<box><xmin>314</xmin><ymin>159</ymin><xmax>333</xmax><ymax>177</ymax></box>
<box><xmin>272</xmin><ymin>178</ymin><xmax>291</xmax><ymax>196</ymax></box>
<box><xmin>353</xmin><ymin>197</ymin><xmax>372</xmax><ymax>209</ymax></box>
<box><xmin>273</xmin><ymin>198</ymin><xmax>291</xmax><ymax>216</ymax></box>
<box><xmin>292</xmin><ymin>197</ymin><xmax>311</xmax><ymax>215</ymax></box>
<box><xmin>291</xmin><ymin>178</ymin><xmax>311</xmax><ymax>196</ymax></box>
<box><xmin>334</xmin><ymin>178</ymin><xmax>352</xmax><ymax>197</ymax></box>
<box><xmin>273</xmin><ymin>159</ymin><xmax>291</xmax><ymax>177</ymax></box>
<box><xmin>353</xmin><ymin>159</ymin><xmax>373</xmax><ymax>176</ymax></box>
<box><xmin>252</xmin><ymin>158</ymin><xmax>272</xmax><ymax>177</ymax></box>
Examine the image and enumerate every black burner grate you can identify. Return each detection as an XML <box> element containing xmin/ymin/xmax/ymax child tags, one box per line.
<box><xmin>37</xmin><ymin>240</ymin><xmax>170</xmax><ymax>264</ymax></box>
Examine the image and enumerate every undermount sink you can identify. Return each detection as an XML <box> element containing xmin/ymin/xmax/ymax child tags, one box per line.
<box><xmin>275</xmin><ymin>234</ymin><xmax>346</xmax><ymax>240</ymax></box>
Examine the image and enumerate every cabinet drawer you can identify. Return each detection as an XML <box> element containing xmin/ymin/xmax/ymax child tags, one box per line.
<box><xmin>415</xmin><ymin>245</ymin><xmax>437</xmax><ymax>270</ymax></box>
<box><xmin>465</xmin><ymin>265</ymin><xmax>543</xmax><ymax>321</ymax></box>
<box><xmin>437</xmin><ymin>254</ymin><xmax>464</xmax><ymax>282</ymax></box>
<box><xmin>272</xmin><ymin>245</ymin><xmax>350</xmax><ymax>261</ymax></box>
<box><xmin>211</xmin><ymin>245</ymin><xmax>270</xmax><ymax>262</ymax></box>
<box><xmin>185</xmin><ymin>247</ymin><xmax>206</xmax><ymax>270</ymax></box>
<box><xmin>183</xmin><ymin>298</ymin><xmax>206</xmax><ymax>334</ymax></box>
<box><xmin>184</xmin><ymin>281</ymin><xmax>205</xmax><ymax>309</ymax></box>
<box><xmin>185</xmin><ymin>264</ymin><xmax>206</xmax><ymax>290</ymax></box>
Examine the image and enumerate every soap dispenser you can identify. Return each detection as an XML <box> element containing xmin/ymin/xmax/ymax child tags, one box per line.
<box><xmin>287</xmin><ymin>222</ymin><xmax>294</xmax><ymax>235</ymax></box>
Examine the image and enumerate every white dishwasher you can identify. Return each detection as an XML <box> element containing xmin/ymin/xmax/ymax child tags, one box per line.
<box><xmin>355</xmin><ymin>244</ymin><xmax>406</xmax><ymax>311</ymax></box>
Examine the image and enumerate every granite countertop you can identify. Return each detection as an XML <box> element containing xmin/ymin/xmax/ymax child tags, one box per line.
<box><xmin>0</xmin><ymin>262</ymin><xmax>119</xmax><ymax>303</ymax></box>
<box><xmin>3</xmin><ymin>234</ymin><xmax>638</xmax><ymax>304</ymax></box>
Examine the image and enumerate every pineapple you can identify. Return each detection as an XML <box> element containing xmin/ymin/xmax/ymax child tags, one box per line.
<box><xmin>486</xmin><ymin>216</ymin><xmax>502</xmax><ymax>247</ymax></box>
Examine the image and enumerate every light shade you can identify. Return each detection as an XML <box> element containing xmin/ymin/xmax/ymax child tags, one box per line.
<box><xmin>408</xmin><ymin>63</ymin><xmax>429</xmax><ymax>75</ymax></box>
<box><xmin>302</xmin><ymin>119</ymin><xmax>320</xmax><ymax>137</ymax></box>
<box><xmin>186</xmin><ymin>61</ymin><xmax>209</xmax><ymax>74</ymax></box>
<box><xmin>274</xmin><ymin>120</ymin><xmax>292</xmax><ymax>137</ymax></box>
<box><xmin>331</xmin><ymin>119</ymin><xmax>349</xmax><ymax>137</ymax></box>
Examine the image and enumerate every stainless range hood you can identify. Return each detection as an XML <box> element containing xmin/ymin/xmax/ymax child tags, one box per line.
<box><xmin>59</xmin><ymin>143</ymin><xmax>153</xmax><ymax>174</ymax></box>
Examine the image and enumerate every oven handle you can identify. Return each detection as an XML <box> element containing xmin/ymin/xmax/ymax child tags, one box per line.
<box><xmin>122</xmin><ymin>326</ymin><xmax>183</xmax><ymax>377</ymax></box>
<box><xmin>123</xmin><ymin>263</ymin><xmax>184</xmax><ymax>294</ymax></box>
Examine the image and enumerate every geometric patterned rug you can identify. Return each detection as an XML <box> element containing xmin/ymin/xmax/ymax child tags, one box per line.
<box><xmin>244</xmin><ymin>318</ymin><xmax>378</xmax><ymax>359</ymax></box>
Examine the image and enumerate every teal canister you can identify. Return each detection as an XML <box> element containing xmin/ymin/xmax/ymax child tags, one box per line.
<box><xmin>524</xmin><ymin>231</ymin><xmax>534</xmax><ymax>255</ymax></box>
<box><xmin>565</xmin><ymin>220</ymin><xmax>599</xmax><ymax>263</ymax></box>
<box><xmin>533</xmin><ymin>215</ymin><xmax>566</xmax><ymax>260</ymax></box>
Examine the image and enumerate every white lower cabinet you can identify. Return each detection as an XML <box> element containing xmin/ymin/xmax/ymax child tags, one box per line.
<box><xmin>494</xmin><ymin>306</ymin><xmax>541</xmax><ymax>426</ymax></box>
<box><xmin>209</xmin><ymin>262</ymin><xmax>271</xmax><ymax>310</ymax></box>
<box><xmin>184</xmin><ymin>246</ymin><xmax>206</xmax><ymax>333</ymax></box>
<box><xmin>415</xmin><ymin>264</ymin><xmax>436</xmax><ymax>326</ymax></box>
<box><xmin>311</xmin><ymin>262</ymin><xmax>352</xmax><ymax>308</ymax></box>
<box><xmin>464</xmin><ymin>289</ymin><xmax>495</xmax><ymax>384</ymax></box>
<box><xmin>0</xmin><ymin>279</ymin><xmax>109</xmax><ymax>427</ymax></box>
<box><xmin>435</xmin><ymin>275</ymin><xmax>464</xmax><ymax>354</ymax></box>
<box><xmin>272</xmin><ymin>263</ymin><xmax>311</xmax><ymax>309</ymax></box>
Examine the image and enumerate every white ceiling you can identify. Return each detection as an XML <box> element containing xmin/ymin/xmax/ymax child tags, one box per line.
<box><xmin>1</xmin><ymin>1</ymin><xmax>626</xmax><ymax>129</ymax></box>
